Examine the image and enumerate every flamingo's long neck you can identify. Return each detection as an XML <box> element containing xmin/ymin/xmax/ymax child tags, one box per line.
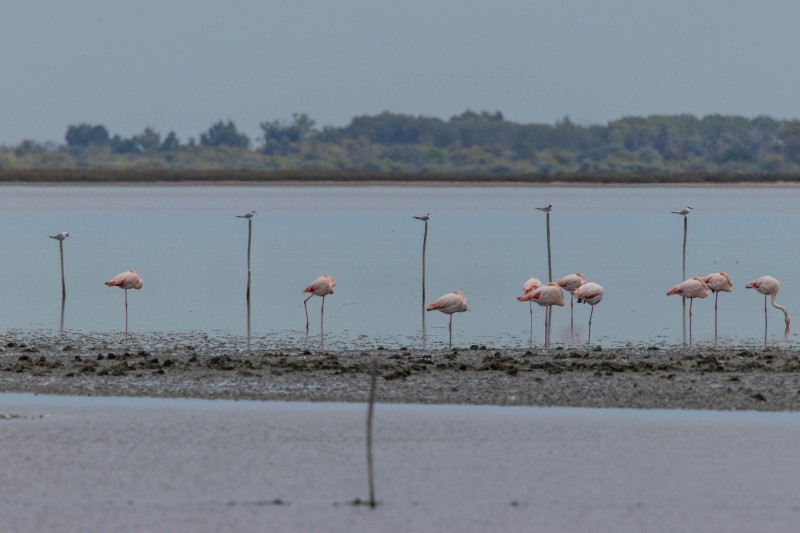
<box><xmin>770</xmin><ymin>292</ymin><xmax>790</xmax><ymax>325</ymax></box>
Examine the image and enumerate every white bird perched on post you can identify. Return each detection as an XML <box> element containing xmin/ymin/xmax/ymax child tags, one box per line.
<box><xmin>48</xmin><ymin>232</ymin><xmax>69</xmax><ymax>241</ymax></box>
<box><xmin>535</xmin><ymin>205</ymin><xmax>552</xmax><ymax>213</ymax></box>
<box><xmin>413</xmin><ymin>213</ymin><xmax>430</xmax><ymax>221</ymax></box>
<box><xmin>671</xmin><ymin>207</ymin><xmax>693</xmax><ymax>216</ymax></box>
<box><xmin>236</xmin><ymin>210</ymin><xmax>257</xmax><ymax>218</ymax></box>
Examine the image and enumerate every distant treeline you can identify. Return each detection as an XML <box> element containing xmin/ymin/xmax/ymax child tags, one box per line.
<box><xmin>4</xmin><ymin>168</ymin><xmax>800</xmax><ymax>184</ymax></box>
<box><xmin>4</xmin><ymin>111</ymin><xmax>800</xmax><ymax>175</ymax></box>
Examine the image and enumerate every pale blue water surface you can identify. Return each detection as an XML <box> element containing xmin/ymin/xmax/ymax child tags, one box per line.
<box><xmin>1</xmin><ymin>185</ymin><xmax>798</xmax><ymax>349</ymax></box>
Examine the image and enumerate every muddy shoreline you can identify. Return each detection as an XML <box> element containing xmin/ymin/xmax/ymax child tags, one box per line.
<box><xmin>2</xmin><ymin>332</ymin><xmax>799</xmax><ymax>411</ymax></box>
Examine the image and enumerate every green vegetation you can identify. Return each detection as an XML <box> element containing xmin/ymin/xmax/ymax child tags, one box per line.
<box><xmin>4</xmin><ymin>112</ymin><xmax>800</xmax><ymax>178</ymax></box>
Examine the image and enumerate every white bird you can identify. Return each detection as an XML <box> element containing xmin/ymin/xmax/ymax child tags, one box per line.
<box><xmin>48</xmin><ymin>232</ymin><xmax>69</xmax><ymax>241</ymax></box>
<box><xmin>671</xmin><ymin>207</ymin><xmax>694</xmax><ymax>216</ymax></box>
<box><xmin>535</xmin><ymin>205</ymin><xmax>552</xmax><ymax>213</ymax></box>
<box><xmin>427</xmin><ymin>290</ymin><xmax>468</xmax><ymax>347</ymax></box>
<box><xmin>413</xmin><ymin>213</ymin><xmax>430</xmax><ymax>221</ymax></box>
<box><xmin>236</xmin><ymin>211</ymin><xmax>257</xmax><ymax>218</ymax></box>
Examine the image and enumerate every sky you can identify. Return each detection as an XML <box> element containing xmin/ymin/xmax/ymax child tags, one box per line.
<box><xmin>2</xmin><ymin>0</ymin><xmax>799</xmax><ymax>145</ymax></box>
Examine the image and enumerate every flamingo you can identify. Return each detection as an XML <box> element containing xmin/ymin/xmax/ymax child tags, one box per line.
<box><xmin>104</xmin><ymin>269</ymin><xmax>143</xmax><ymax>334</ymax></box>
<box><xmin>518</xmin><ymin>276</ymin><xmax>542</xmax><ymax>337</ymax></box>
<box><xmin>701</xmin><ymin>272</ymin><xmax>733</xmax><ymax>347</ymax></box>
<box><xmin>556</xmin><ymin>272</ymin><xmax>586</xmax><ymax>334</ymax></box>
<box><xmin>518</xmin><ymin>282</ymin><xmax>564</xmax><ymax>347</ymax></box>
<box><xmin>666</xmin><ymin>277</ymin><xmax>709</xmax><ymax>347</ymax></box>
<box><xmin>303</xmin><ymin>275</ymin><xmax>336</xmax><ymax>331</ymax></box>
<box><xmin>427</xmin><ymin>290</ymin><xmax>468</xmax><ymax>348</ymax></box>
<box><xmin>573</xmin><ymin>282</ymin><xmax>604</xmax><ymax>346</ymax></box>
<box><xmin>745</xmin><ymin>276</ymin><xmax>790</xmax><ymax>346</ymax></box>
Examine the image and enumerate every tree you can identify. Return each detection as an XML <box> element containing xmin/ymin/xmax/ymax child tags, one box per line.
<box><xmin>200</xmin><ymin>120</ymin><xmax>250</xmax><ymax>149</ymax></box>
<box><xmin>160</xmin><ymin>131</ymin><xmax>180</xmax><ymax>151</ymax></box>
<box><xmin>65</xmin><ymin>123</ymin><xmax>110</xmax><ymax>147</ymax></box>
<box><xmin>260</xmin><ymin>113</ymin><xmax>317</xmax><ymax>155</ymax></box>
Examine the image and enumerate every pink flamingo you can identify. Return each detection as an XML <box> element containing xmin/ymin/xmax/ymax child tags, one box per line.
<box><xmin>427</xmin><ymin>290</ymin><xmax>468</xmax><ymax>348</ymax></box>
<box><xmin>701</xmin><ymin>272</ymin><xmax>733</xmax><ymax>347</ymax></box>
<box><xmin>666</xmin><ymin>277</ymin><xmax>709</xmax><ymax>347</ymax></box>
<box><xmin>303</xmin><ymin>275</ymin><xmax>336</xmax><ymax>331</ymax></box>
<box><xmin>104</xmin><ymin>269</ymin><xmax>143</xmax><ymax>334</ymax></box>
<box><xmin>573</xmin><ymin>282</ymin><xmax>604</xmax><ymax>346</ymax></box>
<box><xmin>518</xmin><ymin>282</ymin><xmax>564</xmax><ymax>347</ymax></box>
<box><xmin>556</xmin><ymin>272</ymin><xmax>586</xmax><ymax>334</ymax></box>
<box><xmin>745</xmin><ymin>276</ymin><xmax>790</xmax><ymax>346</ymax></box>
<box><xmin>519</xmin><ymin>276</ymin><xmax>542</xmax><ymax>337</ymax></box>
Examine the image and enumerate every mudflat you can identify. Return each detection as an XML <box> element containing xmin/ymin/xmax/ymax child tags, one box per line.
<box><xmin>2</xmin><ymin>331</ymin><xmax>799</xmax><ymax>411</ymax></box>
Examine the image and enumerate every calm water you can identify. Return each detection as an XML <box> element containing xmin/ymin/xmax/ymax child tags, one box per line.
<box><xmin>1</xmin><ymin>185</ymin><xmax>798</xmax><ymax>348</ymax></box>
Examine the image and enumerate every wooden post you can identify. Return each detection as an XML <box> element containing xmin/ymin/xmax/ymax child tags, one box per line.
<box><xmin>682</xmin><ymin>215</ymin><xmax>687</xmax><ymax>345</ymax></box>
<box><xmin>246</xmin><ymin>218</ymin><xmax>252</xmax><ymax>348</ymax></box>
<box><xmin>421</xmin><ymin>220</ymin><xmax>427</xmax><ymax>336</ymax></box>
<box><xmin>546</xmin><ymin>211</ymin><xmax>552</xmax><ymax>345</ymax></box>
<box><xmin>59</xmin><ymin>240</ymin><xmax>66</xmax><ymax>298</ymax></box>
<box><xmin>366</xmin><ymin>357</ymin><xmax>378</xmax><ymax>508</ymax></box>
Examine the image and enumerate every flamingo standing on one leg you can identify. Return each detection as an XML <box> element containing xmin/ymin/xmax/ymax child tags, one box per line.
<box><xmin>518</xmin><ymin>282</ymin><xmax>564</xmax><ymax>347</ymax></box>
<box><xmin>519</xmin><ymin>276</ymin><xmax>542</xmax><ymax>339</ymax></box>
<box><xmin>745</xmin><ymin>276</ymin><xmax>790</xmax><ymax>347</ymax></box>
<box><xmin>701</xmin><ymin>272</ymin><xmax>733</xmax><ymax>347</ymax></box>
<box><xmin>427</xmin><ymin>290</ymin><xmax>468</xmax><ymax>348</ymax></box>
<box><xmin>666</xmin><ymin>277</ymin><xmax>709</xmax><ymax>347</ymax></box>
<box><xmin>573</xmin><ymin>282</ymin><xmax>604</xmax><ymax>346</ymax></box>
<box><xmin>104</xmin><ymin>269</ymin><xmax>143</xmax><ymax>334</ymax></box>
<box><xmin>303</xmin><ymin>275</ymin><xmax>336</xmax><ymax>332</ymax></box>
<box><xmin>556</xmin><ymin>272</ymin><xmax>586</xmax><ymax>336</ymax></box>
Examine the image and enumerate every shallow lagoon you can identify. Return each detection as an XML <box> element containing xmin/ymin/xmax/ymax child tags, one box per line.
<box><xmin>1</xmin><ymin>185</ymin><xmax>798</xmax><ymax>348</ymax></box>
<box><xmin>2</xmin><ymin>394</ymin><xmax>800</xmax><ymax>532</ymax></box>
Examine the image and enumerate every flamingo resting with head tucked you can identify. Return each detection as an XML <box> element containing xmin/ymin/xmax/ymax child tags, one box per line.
<box><xmin>701</xmin><ymin>272</ymin><xmax>733</xmax><ymax>347</ymax></box>
<box><xmin>518</xmin><ymin>276</ymin><xmax>542</xmax><ymax>338</ymax></box>
<box><xmin>556</xmin><ymin>272</ymin><xmax>586</xmax><ymax>335</ymax></box>
<box><xmin>573</xmin><ymin>282</ymin><xmax>604</xmax><ymax>346</ymax></box>
<box><xmin>105</xmin><ymin>269</ymin><xmax>143</xmax><ymax>334</ymax></box>
<box><xmin>303</xmin><ymin>275</ymin><xmax>336</xmax><ymax>332</ymax></box>
<box><xmin>518</xmin><ymin>282</ymin><xmax>564</xmax><ymax>347</ymax></box>
<box><xmin>666</xmin><ymin>277</ymin><xmax>709</xmax><ymax>347</ymax></box>
<box><xmin>427</xmin><ymin>290</ymin><xmax>468</xmax><ymax>348</ymax></box>
<box><xmin>745</xmin><ymin>276</ymin><xmax>790</xmax><ymax>347</ymax></box>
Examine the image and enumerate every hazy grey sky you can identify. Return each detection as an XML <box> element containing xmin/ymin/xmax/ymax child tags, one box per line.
<box><xmin>2</xmin><ymin>1</ymin><xmax>799</xmax><ymax>145</ymax></box>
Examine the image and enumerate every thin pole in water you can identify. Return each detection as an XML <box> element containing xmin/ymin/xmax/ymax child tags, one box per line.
<box><xmin>246</xmin><ymin>218</ymin><xmax>252</xmax><ymax>348</ymax></box>
<box><xmin>422</xmin><ymin>220</ymin><xmax>427</xmax><ymax>335</ymax></box>
<box><xmin>59</xmin><ymin>240</ymin><xmax>66</xmax><ymax>299</ymax></box>
<box><xmin>366</xmin><ymin>357</ymin><xmax>378</xmax><ymax>508</ymax></box>
<box><xmin>546</xmin><ymin>210</ymin><xmax>553</xmax><ymax>345</ymax></box>
<box><xmin>682</xmin><ymin>215</ymin><xmax>687</xmax><ymax>345</ymax></box>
